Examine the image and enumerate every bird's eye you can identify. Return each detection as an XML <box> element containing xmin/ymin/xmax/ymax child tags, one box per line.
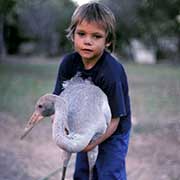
<box><xmin>38</xmin><ymin>105</ymin><xmax>43</xmax><ymax>108</ymax></box>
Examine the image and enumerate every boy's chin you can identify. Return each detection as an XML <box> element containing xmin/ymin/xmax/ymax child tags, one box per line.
<box><xmin>79</xmin><ymin>52</ymin><xmax>94</xmax><ymax>60</ymax></box>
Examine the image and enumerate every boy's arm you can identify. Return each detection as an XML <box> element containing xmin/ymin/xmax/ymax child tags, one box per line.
<box><xmin>83</xmin><ymin>117</ymin><xmax>120</xmax><ymax>152</ymax></box>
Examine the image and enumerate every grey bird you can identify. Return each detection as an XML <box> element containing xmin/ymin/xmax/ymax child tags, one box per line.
<box><xmin>21</xmin><ymin>74</ymin><xmax>111</xmax><ymax>180</ymax></box>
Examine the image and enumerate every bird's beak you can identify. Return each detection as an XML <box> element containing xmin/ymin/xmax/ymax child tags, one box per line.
<box><xmin>20</xmin><ymin>112</ymin><xmax>44</xmax><ymax>140</ymax></box>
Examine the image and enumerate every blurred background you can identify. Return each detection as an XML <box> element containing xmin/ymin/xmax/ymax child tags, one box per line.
<box><xmin>0</xmin><ymin>0</ymin><xmax>179</xmax><ymax>62</ymax></box>
<box><xmin>0</xmin><ymin>0</ymin><xmax>180</xmax><ymax>180</ymax></box>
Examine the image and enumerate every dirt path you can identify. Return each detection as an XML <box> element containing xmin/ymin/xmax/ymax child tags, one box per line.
<box><xmin>0</xmin><ymin>112</ymin><xmax>180</xmax><ymax>180</ymax></box>
<box><xmin>127</xmin><ymin>123</ymin><xmax>180</xmax><ymax>180</ymax></box>
<box><xmin>0</xmin><ymin>112</ymin><xmax>75</xmax><ymax>180</ymax></box>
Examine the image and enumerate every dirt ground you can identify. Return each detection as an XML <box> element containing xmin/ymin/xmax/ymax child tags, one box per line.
<box><xmin>0</xmin><ymin>111</ymin><xmax>180</xmax><ymax>180</ymax></box>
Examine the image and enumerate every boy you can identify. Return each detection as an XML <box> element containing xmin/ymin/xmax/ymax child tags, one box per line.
<box><xmin>53</xmin><ymin>2</ymin><xmax>131</xmax><ymax>180</ymax></box>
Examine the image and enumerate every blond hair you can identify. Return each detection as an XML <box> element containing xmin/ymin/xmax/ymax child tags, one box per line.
<box><xmin>66</xmin><ymin>2</ymin><xmax>116</xmax><ymax>52</ymax></box>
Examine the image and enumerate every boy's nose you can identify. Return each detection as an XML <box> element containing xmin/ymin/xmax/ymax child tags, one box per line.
<box><xmin>84</xmin><ymin>37</ymin><xmax>93</xmax><ymax>46</ymax></box>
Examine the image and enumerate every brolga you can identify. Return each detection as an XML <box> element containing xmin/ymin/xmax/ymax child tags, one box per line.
<box><xmin>21</xmin><ymin>74</ymin><xmax>111</xmax><ymax>180</ymax></box>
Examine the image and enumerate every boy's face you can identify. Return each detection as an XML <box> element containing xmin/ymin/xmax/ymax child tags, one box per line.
<box><xmin>73</xmin><ymin>20</ymin><xmax>110</xmax><ymax>64</ymax></box>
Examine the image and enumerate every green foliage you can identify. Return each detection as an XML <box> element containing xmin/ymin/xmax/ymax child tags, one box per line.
<box><xmin>1</xmin><ymin>0</ymin><xmax>76</xmax><ymax>55</ymax></box>
<box><xmin>137</xmin><ymin>0</ymin><xmax>180</xmax><ymax>39</ymax></box>
<box><xmin>100</xmin><ymin>0</ymin><xmax>180</xmax><ymax>60</ymax></box>
<box><xmin>0</xmin><ymin>0</ymin><xmax>16</xmax><ymax>15</ymax></box>
<box><xmin>1</xmin><ymin>0</ymin><xmax>179</xmax><ymax>60</ymax></box>
<box><xmin>0</xmin><ymin>0</ymin><xmax>17</xmax><ymax>58</ymax></box>
<box><xmin>14</xmin><ymin>0</ymin><xmax>76</xmax><ymax>55</ymax></box>
<box><xmin>100</xmin><ymin>0</ymin><xmax>141</xmax><ymax>48</ymax></box>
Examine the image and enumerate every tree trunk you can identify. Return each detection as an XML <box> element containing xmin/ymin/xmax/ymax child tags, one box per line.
<box><xmin>0</xmin><ymin>15</ymin><xmax>6</xmax><ymax>62</ymax></box>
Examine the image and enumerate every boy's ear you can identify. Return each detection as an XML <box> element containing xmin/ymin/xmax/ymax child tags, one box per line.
<box><xmin>105</xmin><ymin>42</ymin><xmax>111</xmax><ymax>48</ymax></box>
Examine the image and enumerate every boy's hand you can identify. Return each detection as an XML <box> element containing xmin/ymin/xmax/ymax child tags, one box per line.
<box><xmin>83</xmin><ymin>118</ymin><xmax>120</xmax><ymax>152</ymax></box>
<box><xmin>83</xmin><ymin>142</ymin><xmax>97</xmax><ymax>152</ymax></box>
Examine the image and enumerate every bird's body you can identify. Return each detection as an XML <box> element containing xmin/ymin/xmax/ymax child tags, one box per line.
<box><xmin>21</xmin><ymin>74</ymin><xmax>111</xmax><ymax>180</ymax></box>
<box><xmin>53</xmin><ymin>76</ymin><xmax>111</xmax><ymax>152</ymax></box>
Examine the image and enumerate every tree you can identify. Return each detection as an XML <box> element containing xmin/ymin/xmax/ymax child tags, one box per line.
<box><xmin>137</xmin><ymin>0</ymin><xmax>180</xmax><ymax>60</ymax></box>
<box><xmin>0</xmin><ymin>0</ymin><xmax>16</xmax><ymax>60</ymax></box>
<box><xmin>100</xmin><ymin>0</ymin><xmax>180</xmax><ymax>61</ymax></box>
<box><xmin>15</xmin><ymin>0</ymin><xmax>75</xmax><ymax>56</ymax></box>
<box><xmin>100</xmin><ymin>0</ymin><xmax>141</xmax><ymax>51</ymax></box>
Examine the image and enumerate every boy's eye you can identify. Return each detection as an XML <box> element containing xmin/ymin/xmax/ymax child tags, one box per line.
<box><xmin>93</xmin><ymin>35</ymin><xmax>103</xmax><ymax>39</ymax></box>
<box><xmin>77</xmin><ymin>32</ymin><xmax>85</xmax><ymax>36</ymax></box>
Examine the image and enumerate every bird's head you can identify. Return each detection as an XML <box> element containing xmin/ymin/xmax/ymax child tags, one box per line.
<box><xmin>35</xmin><ymin>94</ymin><xmax>56</xmax><ymax>117</ymax></box>
<box><xmin>20</xmin><ymin>94</ymin><xmax>57</xmax><ymax>139</ymax></box>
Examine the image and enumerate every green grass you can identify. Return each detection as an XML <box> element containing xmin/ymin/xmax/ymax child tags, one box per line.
<box><xmin>0</xmin><ymin>63</ymin><xmax>58</xmax><ymax>121</ymax></box>
<box><xmin>126</xmin><ymin>63</ymin><xmax>180</xmax><ymax>133</ymax></box>
<box><xmin>0</xmin><ymin>62</ymin><xmax>180</xmax><ymax>133</ymax></box>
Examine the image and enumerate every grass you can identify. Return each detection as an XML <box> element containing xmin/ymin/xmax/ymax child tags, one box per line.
<box><xmin>0</xmin><ymin>63</ymin><xmax>58</xmax><ymax>121</ymax></box>
<box><xmin>126</xmin><ymin>63</ymin><xmax>180</xmax><ymax>133</ymax></box>
<box><xmin>0</xmin><ymin>61</ymin><xmax>180</xmax><ymax>134</ymax></box>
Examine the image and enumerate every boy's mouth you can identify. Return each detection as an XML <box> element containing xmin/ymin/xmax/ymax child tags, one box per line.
<box><xmin>81</xmin><ymin>48</ymin><xmax>93</xmax><ymax>53</ymax></box>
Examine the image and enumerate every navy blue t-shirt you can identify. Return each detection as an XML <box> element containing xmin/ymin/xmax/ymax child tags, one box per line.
<box><xmin>53</xmin><ymin>50</ymin><xmax>131</xmax><ymax>134</ymax></box>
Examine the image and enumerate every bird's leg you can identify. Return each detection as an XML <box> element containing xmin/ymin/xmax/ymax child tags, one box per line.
<box><xmin>60</xmin><ymin>151</ymin><xmax>71</xmax><ymax>180</ymax></box>
<box><xmin>61</xmin><ymin>167</ymin><xmax>66</xmax><ymax>180</ymax></box>
<box><xmin>87</xmin><ymin>146</ymin><xmax>99</xmax><ymax>180</ymax></box>
<box><xmin>89</xmin><ymin>168</ymin><xmax>93</xmax><ymax>180</ymax></box>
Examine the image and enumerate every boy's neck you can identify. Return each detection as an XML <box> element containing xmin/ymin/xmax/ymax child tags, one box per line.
<box><xmin>83</xmin><ymin>59</ymin><xmax>99</xmax><ymax>70</ymax></box>
<box><xmin>81</xmin><ymin>51</ymin><xmax>104</xmax><ymax>70</ymax></box>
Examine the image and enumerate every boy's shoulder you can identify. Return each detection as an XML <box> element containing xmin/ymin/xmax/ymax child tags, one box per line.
<box><xmin>102</xmin><ymin>51</ymin><xmax>126</xmax><ymax>82</ymax></box>
<box><xmin>59</xmin><ymin>52</ymin><xmax>82</xmax><ymax>79</ymax></box>
<box><xmin>103</xmin><ymin>51</ymin><xmax>124</xmax><ymax>71</ymax></box>
<box><xmin>60</xmin><ymin>51</ymin><xmax>80</xmax><ymax>66</ymax></box>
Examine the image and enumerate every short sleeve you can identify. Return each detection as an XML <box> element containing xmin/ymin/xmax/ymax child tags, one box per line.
<box><xmin>107</xmin><ymin>81</ymin><xmax>127</xmax><ymax>118</ymax></box>
<box><xmin>53</xmin><ymin>55</ymin><xmax>74</xmax><ymax>95</ymax></box>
